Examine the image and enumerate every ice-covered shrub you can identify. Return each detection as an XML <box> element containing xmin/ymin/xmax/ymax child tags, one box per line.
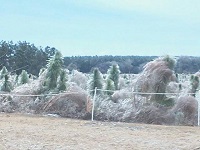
<box><xmin>135</xmin><ymin>56</ymin><xmax>176</xmax><ymax>106</ymax></box>
<box><xmin>172</xmin><ymin>95</ymin><xmax>198</xmax><ymax>125</ymax></box>
<box><xmin>70</xmin><ymin>70</ymin><xmax>88</xmax><ymax>90</ymax></box>
<box><xmin>94</xmin><ymin>96</ymin><xmax>136</xmax><ymax>122</ymax></box>
<box><xmin>111</xmin><ymin>89</ymin><xmax>132</xmax><ymax>103</ymax></box>
<box><xmin>42</xmin><ymin>84</ymin><xmax>91</xmax><ymax>119</ymax></box>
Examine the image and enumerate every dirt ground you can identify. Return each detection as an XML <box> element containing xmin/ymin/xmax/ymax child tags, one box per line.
<box><xmin>0</xmin><ymin>113</ymin><xmax>200</xmax><ymax>150</ymax></box>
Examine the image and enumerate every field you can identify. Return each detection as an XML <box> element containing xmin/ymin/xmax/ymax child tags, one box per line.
<box><xmin>0</xmin><ymin>113</ymin><xmax>200</xmax><ymax>150</ymax></box>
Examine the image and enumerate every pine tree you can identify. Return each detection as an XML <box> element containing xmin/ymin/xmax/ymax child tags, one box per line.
<box><xmin>104</xmin><ymin>78</ymin><xmax>115</xmax><ymax>96</ymax></box>
<box><xmin>89</xmin><ymin>68</ymin><xmax>103</xmax><ymax>95</ymax></box>
<box><xmin>190</xmin><ymin>75</ymin><xmax>199</xmax><ymax>97</ymax></box>
<box><xmin>1</xmin><ymin>75</ymin><xmax>13</xmax><ymax>92</ymax></box>
<box><xmin>0</xmin><ymin>66</ymin><xmax>8</xmax><ymax>79</ymax></box>
<box><xmin>46</xmin><ymin>50</ymin><xmax>63</xmax><ymax>90</ymax></box>
<box><xmin>57</xmin><ymin>69</ymin><xmax>67</xmax><ymax>91</ymax></box>
<box><xmin>20</xmin><ymin>70</ymin><xmax>29</xmax><ymax>84</ymax></box>
<box><xmin>107</xmin><ymin>64</ymin><xmax>120</xmax><ymax>90</ymax></box>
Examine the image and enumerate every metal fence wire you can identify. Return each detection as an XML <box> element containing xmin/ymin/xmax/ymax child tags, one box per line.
<box><xmin>0</xmin><ymin>89</ymin><xmax>199</xmax><ymax>126</ymax></box>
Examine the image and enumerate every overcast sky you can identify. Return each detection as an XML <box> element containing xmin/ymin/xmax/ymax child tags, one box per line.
<box><xmin>0</xmin><ymin>0</ymin><xmax>200</xmax><ymax>57</ymax></box>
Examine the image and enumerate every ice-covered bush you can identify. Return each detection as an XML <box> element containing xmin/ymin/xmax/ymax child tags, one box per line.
<box><xmin>70</xmin><ymin>70</ymin><xmax>88</xmax><ymax>90</ymax></box>
<box><xmin>135</xmin><ymin>56</ymin><xmax>176</xmax><ymax>106</ymax></box>
<box><xmin>172</xmin><ymin>95</ymin><xmax>198</xmax><ymax>125</ymax></box>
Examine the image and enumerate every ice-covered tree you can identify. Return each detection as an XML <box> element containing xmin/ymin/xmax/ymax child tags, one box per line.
<box><xmin>190</xmin><ymin>75</ymin><xmax>199</xmax><ymax>97</ymax></box>
<box><xmin>45</xmin><ymin>50</ymin><xmax>63</xmax><ymax>90</ymax></box>
<box><xmin>57</xmin><ymin>69</ymin><xmax>67</xmax><ymax>91</ymax></box>
<box><xmin>0</xmin><ymin>66</ymin><xmax>8</xmax><ymax>79</ymax></box>
<box><xmin>107</xmin><ymin>64</ymin><xmax>120</xmax><ymax>90</ymax></box>
<box><xmin>1</xmin><ymin>75</ymin><xmax>13</xmax><ymax>92</ymax></box>
<box><xmin>89</xmin><ymin>68</ymin><xmax>103</xmax><ymax>95</ymax></box>
<box><xmin>104</xmin><ymin>78</ymin><xmax>115</xmax><ymax>96</ymax></box>
<box><xmin>20</xmin><ymin>70</ymin><xmax>29</xmax><ymax>84</ymax></box>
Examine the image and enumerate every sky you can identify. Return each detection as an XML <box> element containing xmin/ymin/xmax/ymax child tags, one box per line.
<box><xmin>0</xmin><ymin>0</ymin><xmax>200</xmax><ymax>57</ymax></box>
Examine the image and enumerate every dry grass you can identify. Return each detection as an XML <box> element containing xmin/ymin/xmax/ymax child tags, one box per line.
<box><xmin>0</xmin><ymin>113</ymin><xmax>200</xmax><ymax>150</ymax></box>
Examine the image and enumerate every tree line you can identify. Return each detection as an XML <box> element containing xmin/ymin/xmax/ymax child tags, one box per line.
<box><xmin>64</xmin><ymin>55</ymin><xmax>200</xmax><ymax>74</ymax></box>
<box><xmin>1</xmin><ymin>41</ymin><xmax>200</xmax><ymax>75</ymax></box>
<box><xmin>0</xmin><ymin>41</ymin><xmax>56</xmax><ymax>75</ymax></box>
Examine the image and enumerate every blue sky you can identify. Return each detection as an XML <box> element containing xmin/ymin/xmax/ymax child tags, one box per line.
<box><xmin>0</xmin><ymin>0</ymin><xmax>200</xmax><ymax>56</ymax></box>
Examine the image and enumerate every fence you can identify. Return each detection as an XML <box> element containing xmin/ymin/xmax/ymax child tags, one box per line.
<box><xmin>91</xmin><ymin>88</ymin><xmax>200</xmax><ymax>126</ymax></box>
<box><xmin>0</xmin><ymin>89</ymin><xmax>199</xmax><ymax>126</ymax></box>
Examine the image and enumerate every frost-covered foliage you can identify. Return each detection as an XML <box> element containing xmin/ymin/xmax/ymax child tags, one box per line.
<box><xmin>89</xmin><ymin>68</ymin><xmax>103</xmax><ymax>95</ymax></box>
<box><xmin>104</xmin><ymin>79</ymin><xmax>115</xmax><ymax>96</ymax></box>
<box><xmin>94</xmin><ymin>96</ymin><xmax>136</xmax><ymax>121</ymax></box>
<box><xmin>0</xmin><ymin>66</ymin><xmax>8</xmax><ymax>79</ymax></box>
<box><xmin>107</xmin><ymin>64</ymin><xmax>120</xmax><ymax>90</ymax></box>
<box><xmin>189</xmin><ymin>75</ymin><xmax>199</xmax><ymax>96</ymax></box>
<box><xmin>42</xmin><ymin>84</ymin><xmax>91</xmax><ymax>119</ymax></box>
<box><xmin>0</xmin><ymin>53</ymin><xmax>199</xmax><ymax>126</ymax></box>
<box><xmin>45</xmin><ymin>51</ymin><xmax>63</xmax><ymax>90</ymax></box>
<box><xmin>70</xmin><ymin>70</ymin><xmax>88</xmax><ymax>90</ymax></box>
<box><xmin>19</xmin><ymin>70</ymin><xmax>29</xmax><ymax>84</ymax></box>
<box><xmin>1</xmin><ymin>75</ymin><xmax>13</xmax><ymax>92</ymax></box>
<box><xmin>111</xmin><ymin>89</ymin><xmax>133</xmax><ymax>103</ymax></box>
<box><xmin>135</xmin><ymin>56</ymin><xmax>176</xmax><ymax>106</ymax></box>
<box><xmin>172</xmin><ymin>95</ymin><xmax>198</xmax><ymax>125</ymax></box>
<box><xmin>57</xmin><ymin>69</ymin><xmax>67</xmax><ymax>91</ymax></box>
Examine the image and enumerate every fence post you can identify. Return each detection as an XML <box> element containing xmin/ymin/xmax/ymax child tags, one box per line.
<box><xmin>197</xmin><ymin>90</ymin><xmax>200</xmax><ymax>126</ymax></box>
<box><xmin>91</xmin><ymin>87</ymin><xmax>97</xmax><ymax>121</ymax></box>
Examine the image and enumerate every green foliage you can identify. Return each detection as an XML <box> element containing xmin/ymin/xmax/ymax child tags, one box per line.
<box><xmin>104</xmin><ymin>79</ymin><xmax>115</xmax><ymax>96</ymax></box>
<box><xmin>20</xmin><ymin>70</ymin><xmax>29</xmax><ymax>84</ymax></box>
<box><xmin>0</xmin><ymin>66</ymin><xmax>8</xmax><ymax>79</ymax></box>
<box><xmin>57</xmin><ymin>69</ymin><xmax>67</xmax><ymax>91</ymax></box>
<box><xmin>162</xmin><ymin>55</ymin><xmax>176</xmax><ymax>69</ymax></box>
<box><xmin>190</xmin><ymin>75</ymin><xmax>199</xmax><ymax>96</ymax></box>
<box><xmin>89</xmin><ymin>68</ymin><xmax>103</xmax><ymax>95</ymax></box>
<box><xmin>107</xmin><ymin>64</ymin><xmax>120</xmax><ymax>90</ymax></box>
<box><xmin>46</xmin><ymin>51</ymin><xmax>63</xmax><ymax>90</ymax></box>
<box><xmin>1</xmin><ymin>75</ymin><xmax>13</xmax><ymax>92</ymax></box>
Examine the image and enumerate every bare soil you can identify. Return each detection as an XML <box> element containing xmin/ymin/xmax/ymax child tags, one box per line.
<box><xmin>0</xmin><ymin>113</ymin><xmax>200</xmax><ymax>150</ymax></box>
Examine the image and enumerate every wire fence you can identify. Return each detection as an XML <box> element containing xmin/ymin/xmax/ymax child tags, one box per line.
<box><xmin>0</xmin><ymin>89</ymin><xmax>199</xmax><ymax>126</ymax></box>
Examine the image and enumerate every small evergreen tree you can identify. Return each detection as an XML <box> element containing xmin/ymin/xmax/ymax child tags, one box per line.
<box><xmin>57</xmin><ymin>69</ymin><xmax>67</xmax><ymax>91</ymax></box>
<box><xmin>46</xmin><ymin>50</ymin><xmax>63</xmax><ymax>90</ymax></box>
<box><xmin>107</xmin><ymin>64</ymin><xmax>120</xmax><ymax>90</ymax></box>
<box><xmin>104</xmin><ymin>78</ymin><xmax>115</xmax><ymax>96</ymax></box>
<box><xmin>20</xmin><ymin>70</ymin><xmax>29</xmax><ymax>84</ymax></box>
<box><xmin>1</xmin><ymin>75</ymin><xmax>13</xmax><ymax>92</ymax></box>
<box><xmin>89</xmin><ymin>68</ymin><xmax>103</xmax><ymax>96</ymax></box>
<box><xmin>0</xmin><ymin>66</ymin><xmax>8</xmax><ymax>79</ymax></box>
<box><xmin>190</xmin><ymin>75</ymin><xmax>199</xmax><ymax>97</ymax></box>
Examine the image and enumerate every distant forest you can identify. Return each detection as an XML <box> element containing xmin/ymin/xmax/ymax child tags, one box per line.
<box><xmin>1</xmin><ymin>41</ymin><xmax>200</xmax><ymax>75</ymax></box>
